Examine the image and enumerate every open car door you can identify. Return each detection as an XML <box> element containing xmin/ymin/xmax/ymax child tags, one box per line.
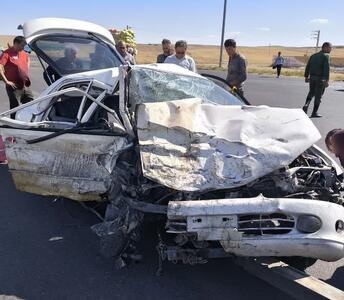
<box><xmin>22</xmin><ymin>18</ymin><xmax>124</xmax><ymax>84</ymax></box>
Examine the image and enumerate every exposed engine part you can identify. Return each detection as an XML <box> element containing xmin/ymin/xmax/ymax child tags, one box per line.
<box><xmin>139</xmin><ymin>149</ymin><xmax>344</xmax><ymax>208</ymax></box>
<box><xmin>156</xmin><ymin>230</ymin><xmax>232</xmax><ymax>275</ymax></box>
<box><xmin>158</xmin><ymin>149</ymin><xmax>344</xmax><ymax>265</ymax></box>
<box><xmin>93</xmin><ymin>146</ymin><xmax>344</xmax><ymax>267</ymax></box>
<box><xmin>238</xmin><ymin>150</ymin><xmax>344</xmax><ymax>204</ymax></box>
<box><xmin>92</xmin><ymin>161</ymin><xmax>144</xmax><ymax>261</ymax></box>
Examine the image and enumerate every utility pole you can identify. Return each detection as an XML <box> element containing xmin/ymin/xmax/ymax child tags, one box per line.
<box><xmin>311</xmin><ymin>30</ymin><xmax>320</xmax><ymax>52</ymax></box>
<box><xmin>219</xmin><ymin>0</ymin><xmax>228</xmax><ymax>67</ymax></box>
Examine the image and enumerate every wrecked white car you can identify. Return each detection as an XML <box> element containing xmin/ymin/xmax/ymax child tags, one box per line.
<box><xmin>1</xmin><ymin>18</ymin><xmax>344</xmax><ymax>269</ymax></box>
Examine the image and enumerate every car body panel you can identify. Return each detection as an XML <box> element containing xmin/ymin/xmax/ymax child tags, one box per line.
<box><xmin>0</xmin><ymin>128</ymin><xmax>129</xmax><ymax>201</ymax></box>
<box><xmin>136</xmin><ymin>98</ymin><xmax>321</xmax><ymax>191</ymax></box>
<box><xmin>168</xmin><ymin>195</ymin><xmax>344</xmax><ymax>261</ymax></box>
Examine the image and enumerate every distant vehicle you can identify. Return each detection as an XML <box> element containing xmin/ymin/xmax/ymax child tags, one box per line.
<box><xmin>1</xmin><ymin>18</ymin><xmax>344</xmax><ymax>269</ymax></box>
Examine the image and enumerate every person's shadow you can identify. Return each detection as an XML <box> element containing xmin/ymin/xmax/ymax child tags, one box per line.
<box><xmin>326</xmin><ymin>266</ymin><xmax>344</xmax><ymax>290</ymax></box>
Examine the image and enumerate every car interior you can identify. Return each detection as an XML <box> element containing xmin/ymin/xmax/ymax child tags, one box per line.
<box><xmin>42</xmin><ymin>81</ymin><xmax>122</xmax><ymax>130</ymax></box>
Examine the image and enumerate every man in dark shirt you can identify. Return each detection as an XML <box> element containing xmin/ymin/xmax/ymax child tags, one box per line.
<box><xmin>224</xmin><ymin>39</ymin><xmax>247</xmax><ymax>97</ymax></box>
<box><xmin>303</xmin><ymin>42</ymin><xmax>332</xmax><ymax>118</ymax></box>
<box><xmin>156</xmin><ymin>39</ymin><xmax>174</xmax><ymax>63</ymax></box>
<box><xmin>56</xmin><ymin>45</ymin><xmax>83</xmax><ymax>71</ymax></box>
<box><xmin>0</xmin><ymin>36</ymin><xmax>34</xmax><ymax>119</ymax></box>
<box><xmin>325</xmin><ymin>129</ymin><xmax>344</xmax><ymax>167</ymax></box>
<box><xmin>43</xmin><ymin>45</ymin><xmax>82</xmax><ymax>85</ymax></box>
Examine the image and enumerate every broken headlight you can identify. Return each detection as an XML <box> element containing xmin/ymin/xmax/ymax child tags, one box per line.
<box><xmin>296</xmin><ymin>215</ymin><xmax>322</xmax><ymax>233</ymax></box>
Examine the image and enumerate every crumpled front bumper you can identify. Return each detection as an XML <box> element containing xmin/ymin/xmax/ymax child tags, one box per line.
<box><xmin>167</xmin><ymin>195</ymin><xmax>344</xmax><ymax>261</ymax></box>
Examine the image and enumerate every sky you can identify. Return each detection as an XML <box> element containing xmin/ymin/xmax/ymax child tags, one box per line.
<box><xmin>0</xmin><ymin>0</ymin><xmax>343</xmax><ymax>46</ymax></box>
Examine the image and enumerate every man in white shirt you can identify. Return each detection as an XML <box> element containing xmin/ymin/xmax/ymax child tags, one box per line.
<box><xmin>164</xmin><ymin>40</ymin><xmax>196</xmax><ymax>72</ymax></box>
<box><xmin>116</xmin><ymin>41</ymin><xmax>136</xmax><ymax>65</ymax></box>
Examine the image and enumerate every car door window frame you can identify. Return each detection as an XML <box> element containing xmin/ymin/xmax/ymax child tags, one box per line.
<box><xmin>0</xmin><ymin>83</ymin><xmax>124</xmax><ymax>133</ymax></box>
<box><xmin>30</xmin><ymin>34</ymin><xmax>123</xmax><ymax>77</ymax></box>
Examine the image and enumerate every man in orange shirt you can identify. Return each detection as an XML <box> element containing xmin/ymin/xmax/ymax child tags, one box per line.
<box><xmin>0</xmin><ymin>36</ymin><xmax>33</xmax><ymax>119</ymax></box>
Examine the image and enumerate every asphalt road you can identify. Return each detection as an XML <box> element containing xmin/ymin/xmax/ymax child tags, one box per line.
<box><xmin>0</xmin><ymin>67</ymin><xmax>343</xmax><ymax>299</ymax></box>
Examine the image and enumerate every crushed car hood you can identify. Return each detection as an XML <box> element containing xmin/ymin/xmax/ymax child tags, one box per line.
<box><xmin>137</xmin><ymin>98</ymin><xmax>321</xmax><ymax>192</ymax></box>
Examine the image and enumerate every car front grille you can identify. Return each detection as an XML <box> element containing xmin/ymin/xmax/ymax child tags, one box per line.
<box><xmin>238</xmin><ymin>213</ymin><xmax>295</xmax><ymax>235</ymax></box>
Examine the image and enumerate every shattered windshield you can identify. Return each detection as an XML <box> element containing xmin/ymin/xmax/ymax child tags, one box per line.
<box><xmin>128</xmin><ymin>68</ymin><xmax>243</xmax><ymax>107</ymax></box>
<box><xmin>33</xmin><ymin>35</ymin><xmax>122</xmax><ymax>75</ymax></box>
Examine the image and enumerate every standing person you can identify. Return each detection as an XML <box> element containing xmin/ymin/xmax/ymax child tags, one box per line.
<box><xmin>0</xmin><ymin>36</ymin><xmax>33</xmax><ymax>119</ymax></box>
<box><xmin>156</xmin><ymin>39</ymin><xmax>174</xmax><ymax>63</ymax></box>
<box><xmin>302</xmin><ymin>42</ymin><xmax>332</xmax><ymax>118</ymax></box>
<box><xmin>164</xmin><ymin>40</ymin><xmax>196</xmax><ymax>72</ymax></box>
<box><xmin>116</xmin><ymin>41</ymin><xmax>136</xmax><ymax>65</ymax></box>
<box><xmin>224</xmin><ymin>39</ymin><xmax>247</xmax><ymax>97</ymax></box>
<box><xmin>273</xmin><ymin>51</ymin><xmax>284</xmax><ymax>78</ymax></box>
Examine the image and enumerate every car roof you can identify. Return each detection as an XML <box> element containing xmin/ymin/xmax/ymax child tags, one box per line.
<box><xmin>22</xmin><ymin>17</ymin><xmax>115</xmax><ymax>45</ymax></box>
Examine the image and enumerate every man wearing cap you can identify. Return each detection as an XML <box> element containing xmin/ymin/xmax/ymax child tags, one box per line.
<box><xmin>0</xmin><ymin>36</ymin><xmax>33</xmax><ymax>119</ymax></box>
<box><xmin>224</xmin><ymin>39</ymin><xmax>247</xmax><ymax>97</ymax></box>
